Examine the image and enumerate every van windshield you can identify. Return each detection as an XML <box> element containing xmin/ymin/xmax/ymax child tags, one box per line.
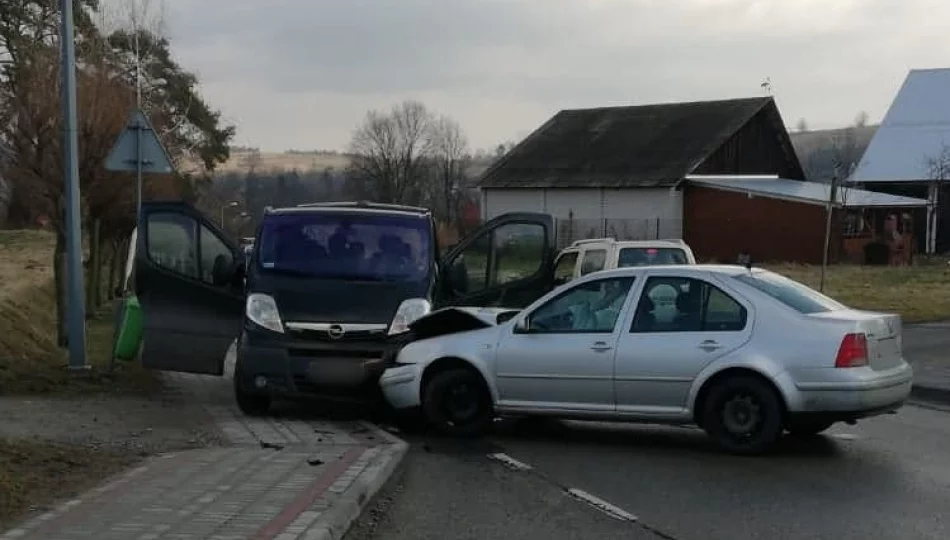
<box><xmin>257</xmin><ymin>212</ymin><xmax>433</xmax><ymax>282</ymax></box>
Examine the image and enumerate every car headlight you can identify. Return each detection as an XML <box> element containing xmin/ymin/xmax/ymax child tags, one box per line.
<box><xmin>388</xmin><ymin>298</ymin><xmax>431</xmax><ymax>335</ymax></box>
<box><xmin>246</xmin><ymin>293</ymin><xmax>284</xmax><ymax>333</ymax></box>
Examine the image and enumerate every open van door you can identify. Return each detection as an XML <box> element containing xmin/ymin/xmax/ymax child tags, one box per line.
<box><xmin>437</xmin><ymin>213</ymin><xmax>556</xmax><ymax>308</ymax></box>
<box><xmin>134</xmin><ymin>201</ymin><xmax>245</xmax><ymax>375</ymax></box>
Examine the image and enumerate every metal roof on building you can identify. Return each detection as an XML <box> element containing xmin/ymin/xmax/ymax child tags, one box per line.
<box><xmin>686</xmin><ymin>175</ymin><xmax>928</xmax><ymax>208</ymax></box>
<box><xmin>850</xmin><ymin>68</ymin><xmax>950</xmax><ymax>183</ymax></box>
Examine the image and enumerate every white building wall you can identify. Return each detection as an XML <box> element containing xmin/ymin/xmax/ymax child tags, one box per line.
<box><xmin>482</xmin><ymin>187</ymin><xmax>683</xmax><ymax>243</ymax></box>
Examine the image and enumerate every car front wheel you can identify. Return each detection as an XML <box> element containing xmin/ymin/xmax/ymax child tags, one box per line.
<box><xmin>422</xmin><ymin>368</ymin><xmax>493</xmax><ymax>437</ymax></box>
<box><xmin>701</xmin><ymin>375</ymin><xmax>784</xmax><ymax>455</ymax></box>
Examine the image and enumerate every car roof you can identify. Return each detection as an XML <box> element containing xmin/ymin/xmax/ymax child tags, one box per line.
<box><xmin>576</xmin><ymin>264</ymin><xmax>755</xmax><ymax>281</ymax></box>
<box><xmin>566</xmin><ymin>238</ymin><xmax>690</xmax><ymax>249</ymax></box>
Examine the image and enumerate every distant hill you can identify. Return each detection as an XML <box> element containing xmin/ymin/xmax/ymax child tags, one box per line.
<box><xmin>202</xmin><ymin>126</ymin><xmax>874</xmax><ymax>183</ymax></box>
<box><xmin>213</xmin><ymin>150</ymin><xmax>352</xmax><ymax>174</ymax></box>
<box><xmin>207</xmin><ymin>149</ymin><xmax>495</xmax><ymax>180</ymax></box>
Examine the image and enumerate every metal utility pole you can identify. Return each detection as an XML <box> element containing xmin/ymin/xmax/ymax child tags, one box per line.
<box><xmin>820</xmin><ymin>165</ymin><xmax>841</xmax><ymax>293</ymax></box>
<box><xmin>59</xmin><ymin>0</ymin><xmax>88</xmax><ymax>368</ymax></box>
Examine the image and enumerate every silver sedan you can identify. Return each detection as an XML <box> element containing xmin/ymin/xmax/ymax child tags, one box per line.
<box><xmin>379</xmin><ymin>265</ymin><xmax>914</xmax><ymax>455</ymax></box>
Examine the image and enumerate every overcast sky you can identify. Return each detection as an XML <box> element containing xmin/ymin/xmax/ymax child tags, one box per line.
<box><xmin>149</xmin><ymin>0</ymin><xmax>947</xmax><ymax>153</ymax></box>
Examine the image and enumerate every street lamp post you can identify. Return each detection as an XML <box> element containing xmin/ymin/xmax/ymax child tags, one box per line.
<box><xmin>59</xmin><ymin>0</ymin><xmax>87</xmax><ymax>369</ymax></box>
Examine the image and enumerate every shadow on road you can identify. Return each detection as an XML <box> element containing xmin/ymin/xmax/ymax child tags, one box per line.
<box><xmin>487</xmin><ymin>417</ymin><xmax>846</xmax><ymax>459</ymax></box>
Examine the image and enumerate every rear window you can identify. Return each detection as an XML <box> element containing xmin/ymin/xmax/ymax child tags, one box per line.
<box><xmin>731</xmin><ymin>271</ymin><xmax>845</xmax><ymax>314</ymax></box>
<box><xmin>618</xmin><ymin>247</ymin><xmax>688</xmax><ymax>267</ymax></box>
<box><xmin>257</xmin><ymin>211</ymin><xmax>433</xmax><ymax>282</ymax></box>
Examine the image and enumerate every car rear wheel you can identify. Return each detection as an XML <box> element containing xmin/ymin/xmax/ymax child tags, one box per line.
<box><xmin>786</xmin><ymin>419</ymin><xmax>835</xmax><ymax>437</ymax></box>
<box><xmin>701</xmin><ymin>375</ymin><xmax>784</xmax><ymax>455</ymax></box>
<box><xmin>233</xmin><ymin>371</ymin><xmax>271</xmax><ymax>416</ymax></box>
<box><xmin>422</xmin><ymin>368</ymin><xmax>493</xmax><ymax>437</ymax></box>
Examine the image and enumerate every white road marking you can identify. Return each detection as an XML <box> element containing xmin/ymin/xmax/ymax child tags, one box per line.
<box><xmin>487</xmin><ymin>452</ymin><xmax>533</xmax><ymax>471</ymax></box>
<box><xmin>831</xmin><ymin>433</ymin><xmax>860</xmax><ymax>441</ymax></box>
<box><xmin>567</xmin><ymin>488</ymin><xmax>638</xmax><ymax>522</ymax></box>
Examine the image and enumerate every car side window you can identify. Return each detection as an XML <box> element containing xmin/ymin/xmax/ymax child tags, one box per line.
<box><xmin>527</xmin><ymin>276</ymin><xmax>635</xmax><ymax>333</ymax></box>
<box><xmin>579</xmin><ymin>249</ymin><xmax>607</xmax><ymax>275</ymax></box>
<box><xmin>553</xmin><ymin>251</ymin><xmax>578</xmax><ymax>285</ymax></box>
<box><xmin>146</xmin><ymin>212</ymin><xmax>199</xmax><ymax>279</ymax></box>
<box><xmin>200</xmin><ymin>224</ymin><xmax>235</xmax><ymax>285</ymax></box>
<box><xmin>449</xmin><ymin>222</ymin><xmax>545</xmax><ymax>294</ymax></box>
<box><xmin>631</xmin><ymin>276</ymin><xmax>747</xmax><ymax>333</ymax></box>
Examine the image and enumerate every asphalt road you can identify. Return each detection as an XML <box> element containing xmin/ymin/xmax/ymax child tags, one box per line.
<box><xmin>345</xmin><ymin>402</ymin><xmax>950</xmax><ymax>540</ymax></box>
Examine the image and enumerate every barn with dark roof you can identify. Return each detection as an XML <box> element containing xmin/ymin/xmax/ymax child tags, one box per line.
<box><xmin>477</xmin><ymin>96</ymin><xmax>929</xmax><ymax>263</ymax></box>
<box><xmin>478</xmin><ymin>96</ymin><xmax>806</xmax><ymax>245</ymax></box>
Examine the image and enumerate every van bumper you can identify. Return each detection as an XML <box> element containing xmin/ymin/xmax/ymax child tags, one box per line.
<box><xmin>233</xmin><ymin>330</ymin><xmax>404</xmax><ymax>404</ymax></box>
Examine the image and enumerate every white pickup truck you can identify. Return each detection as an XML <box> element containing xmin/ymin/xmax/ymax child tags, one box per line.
<box><xmin>553</xmin><ymin>237</ymin><xmax>697</xmax><ymax>286</ymax></box>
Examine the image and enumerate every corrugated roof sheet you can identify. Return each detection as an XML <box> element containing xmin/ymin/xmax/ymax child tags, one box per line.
<box><xmin>850</xmin><ymin>68</ymin><xmax>950</xmax><ymax>183</ymax></box>
<box><xmin>688</xmin><ymin>176</ymin><xmax>928</xmax><ymax>208</ymax></box>
<box><xmin>478</xmin><ymin>97</ymin><xmax>773</xmax><ymax>189</ymax></box>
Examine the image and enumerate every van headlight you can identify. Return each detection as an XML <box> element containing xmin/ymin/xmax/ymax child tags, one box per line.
<box><xmin>246</xmin><ymin>293</ymin><xmax>284</xmax><ymax>333</ymax></box>
<box><xmin>388</xmin><ymin>298</ymin><xmax>431</xmax><ymax>335</ymax></box>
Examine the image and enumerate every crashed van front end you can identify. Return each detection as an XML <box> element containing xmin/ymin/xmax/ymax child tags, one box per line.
<box><xmin>378</xmin><ymin>306</ymin><xmax>518</xmax><ymax>410</ymax></box>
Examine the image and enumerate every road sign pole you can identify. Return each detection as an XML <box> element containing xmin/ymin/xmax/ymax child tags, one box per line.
<box><xmin>59</xmin><ymin>0</ymin><xmax>88</xmax><ymax>369</ymax></box>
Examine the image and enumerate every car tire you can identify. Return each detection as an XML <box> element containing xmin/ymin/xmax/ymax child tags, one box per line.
<box><xmin>422</xmin><ymin>368</ymin><xmax>493</xmax><ymax>437</ymax></box>
<box><xmin>701</xmin><ymin>375</ymin><xmax>784</xmax><ymax>455</ymax></box>
<box><xmin>233</xmin><ymin>371</ymin><xmax>271</xmax><ymax>417</ymax></box>
<box><xmin>786</xmin><ymin>419</ymin><xmax>835</xmax><ymax>437</ymax></box>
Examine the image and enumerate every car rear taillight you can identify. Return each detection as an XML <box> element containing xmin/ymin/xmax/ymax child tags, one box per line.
<box><xmin>835</xmin><ymin>333</ymin><xmax>868</xmax><ymax>368</ymax></box>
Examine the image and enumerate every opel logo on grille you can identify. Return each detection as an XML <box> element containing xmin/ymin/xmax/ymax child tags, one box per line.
<box><xmin>327</xmin><ymin>324</ymin><xmax>345</xmax><ymax>340</ymax></box>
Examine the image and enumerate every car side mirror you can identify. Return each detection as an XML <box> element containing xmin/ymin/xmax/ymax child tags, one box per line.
<box><xmin>513</xmin><ymin>317</ymin><xmax>530</xmax><ymax>334</ymax></box>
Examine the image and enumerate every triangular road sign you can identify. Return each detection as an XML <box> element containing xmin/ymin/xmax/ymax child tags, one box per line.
<box><xmin>104</xmin><ymin>109</ymin><xmax>174</xmax><ymax>174</ymax></box>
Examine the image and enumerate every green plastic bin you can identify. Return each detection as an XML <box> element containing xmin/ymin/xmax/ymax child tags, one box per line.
<box><xmin>113</xmin><ymin>295</ymin><xmax>143</xmax><ymax>361</ymax></box>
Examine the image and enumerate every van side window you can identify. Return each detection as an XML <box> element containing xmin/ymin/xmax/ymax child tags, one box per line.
<box><xmin>146</xmin><ymin>212</ymin><xmax>199</xmax><ymax>279</ymax></box>
<box><xmin>448</xmin><ymin>222</ymin><xmax>546</xmax><ymax>294</ymax></box>
<box><xmin>579</xmin><ymin>249</ymin><xmax>607</xmax><ymax>275</ymax></box>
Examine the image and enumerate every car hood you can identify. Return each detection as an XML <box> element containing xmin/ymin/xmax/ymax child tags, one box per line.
<box><xmin>408</xmin><ymin>306</ymin><xmax>521</xmax><ymax>340</ymax></box>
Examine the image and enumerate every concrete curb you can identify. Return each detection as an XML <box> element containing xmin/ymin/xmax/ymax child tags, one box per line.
<box><xmin>306</xmin><ymin>424</ymin><xmax>409</xmax><ymax>540</ymax></box>
<box><xmin>911</xmin><ymin>383</ymin><xmax>950</xmax><ymax>406</ymax></box>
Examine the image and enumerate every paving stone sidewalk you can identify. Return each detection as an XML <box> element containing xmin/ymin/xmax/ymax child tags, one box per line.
<box><xmin>1</xmin><ymin>350</ymin><xmax>408</xmax><ymax>540</ymax></box>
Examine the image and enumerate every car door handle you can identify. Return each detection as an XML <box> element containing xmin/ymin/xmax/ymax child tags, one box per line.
<box><xmin>590</xmin><ymin>341</ymin><xmax>613</xmax><ymax>353</ymax></box>
<box><xmin>698</xmin><ymin>340</ymin><xmax>722</xmax><ymax>352</ymax></box>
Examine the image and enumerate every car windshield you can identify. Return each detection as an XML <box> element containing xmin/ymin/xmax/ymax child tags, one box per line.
<box><xmin>617</xmin><ymin>247</ymin><xmax>688</xmax><ymax>267</ymax></box>
<box><xmin>731</xmin><ymin>270</ymin><xmax>846</xmax><ymax>314</ymax></box>
<box><xmin>257</xmin><ymin>211</ymin><xmax>433</xmax><ymax>282</ymax></box>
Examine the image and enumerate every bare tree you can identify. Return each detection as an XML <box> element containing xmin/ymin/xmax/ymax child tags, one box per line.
<box><xmin>346</xmin><ymin>100</ymin><xmax>434</xmax><ymax>204</ymax></box>
<box><xmin>854</xmin><ymin>110</ymin><xmax>869</xmax><ymax>128</ymax></box>
<box><xmin>924</xmin><ymin>143</ymin><xmax>950</xmax><ymax>254</ymax></box>
<box><xmin>428</xmin><ymin>115</ymin><xmax>470</xmax><ymax>226</ymax></box>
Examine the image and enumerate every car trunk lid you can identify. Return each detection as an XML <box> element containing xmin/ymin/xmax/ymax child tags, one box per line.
<box><xmin>809</xmin><ymin>310</ymin><xmax>903</xmax><ymax>370</ymax></box>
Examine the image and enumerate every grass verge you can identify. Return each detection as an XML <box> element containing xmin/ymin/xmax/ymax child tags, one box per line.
<box><xmin>0</xmin><ymin>438</ymin><xmax>139</xmax><ymax>528</ymax></box>
<box><xmin>0</xmin><ymin>281</ymin><xmax>162</xmax><ymax>395</ymax></box>
<box><xmin>764</xmin><ymin>263</ymin><xmax>950</xmax><ymax>323</ymax></box>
